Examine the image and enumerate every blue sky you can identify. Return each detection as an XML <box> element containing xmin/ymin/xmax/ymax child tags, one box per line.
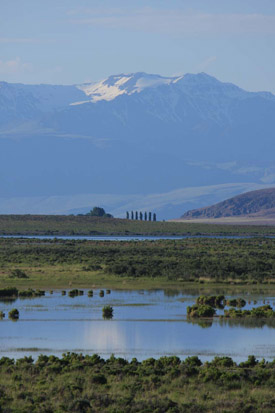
<box><xmin>1</xmin><ymin>0</ymin><xmax>275</xmax><ymax>92</ymax></box>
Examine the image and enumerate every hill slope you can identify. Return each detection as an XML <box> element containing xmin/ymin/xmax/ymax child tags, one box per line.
<box><xmin>182</xmin><ymin>188</ymin><xmax>275</xmax><ymax>219</ymax></box>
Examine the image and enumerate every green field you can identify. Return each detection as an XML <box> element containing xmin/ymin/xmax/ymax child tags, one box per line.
<box><xmin>1</xmin><ymin>214</ymin><xmax>275</xmax><ymax>236</ymax></box>
<box><xmin>0</xmin><ymin>353</ymin><xmax>274</xmax><ymax>412</ymax></box>
<box><xmin>0</xmin><ymin>237</ymin><xmax>275</xmax><ymax>290</ymax></box>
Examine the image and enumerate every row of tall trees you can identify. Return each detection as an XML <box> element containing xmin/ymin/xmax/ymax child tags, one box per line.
<box><xmin>126</xmin><ymin>211</ymin><xmax>156</xmax><ymax>221</ymax></box>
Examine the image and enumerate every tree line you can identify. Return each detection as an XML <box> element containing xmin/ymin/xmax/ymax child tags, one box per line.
<box><xmin>126</xmin><ymin>211</ymin><xmax>156</xmax><ymax>221</ymax></box>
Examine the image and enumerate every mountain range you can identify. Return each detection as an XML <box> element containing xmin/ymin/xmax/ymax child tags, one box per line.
<box><xmin>0</xmin><ymin>72</ymin><xmax>275</xmax><ymax>218</ymax></box>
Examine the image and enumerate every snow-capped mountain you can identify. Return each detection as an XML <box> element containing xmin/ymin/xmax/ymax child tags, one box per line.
<box><xmin>76</xmin><ymin>71</ymin><xmax>258</xmax><ymax>104</ymax></box>
<box><xmin>0</xmin><ymin>72</ymin><xmax>275</xmax><ymax>218</ymax></box>
<box><xmin>76</xmin><ymin>72</ymin><xmax>183</xmax><ymax>103</ymax></box>
<box><xmin>1</xmin><ymin>71</ymin><xmax>274</xmax><ymax>131</ymax></box>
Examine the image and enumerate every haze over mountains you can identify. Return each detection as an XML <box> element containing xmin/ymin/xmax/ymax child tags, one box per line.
<box><xmin>0</xmin><ymin>72</ymin><xmax>275</xmax><ymax>219</ymax></box>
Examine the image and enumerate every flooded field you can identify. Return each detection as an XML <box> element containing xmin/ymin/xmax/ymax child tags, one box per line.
<box><xmin>1</xmin><ymin>289</ymin><xmax>275</xmax><ymax>362</ymax></box>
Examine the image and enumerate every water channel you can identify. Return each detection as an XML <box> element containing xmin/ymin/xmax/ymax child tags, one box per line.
<box><xmin>1</xmin><ymin>235</ymin><xmax>274</xmax><ymax>241</ymax></box>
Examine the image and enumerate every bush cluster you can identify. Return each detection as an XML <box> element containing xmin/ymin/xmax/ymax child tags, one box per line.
<box><xmin>68</xmin><ymin>289</ymin><xmax>84</xmax><ymax>297</ymax></box>
<box><xmin>102</xmin><ymin>305</ymin><xmax>113</xmax><ymax>319</ymax></box>
<box><xmin>223</xmin><ymin>305</ymin><xmax>275</xmax><ymax>319</ymax></box>
<box><xmin>8</xmin><ymin>308</ymin><xmax>19</xmax><ymax>320</ymax></box>
<box><xmin>9</xmin><ymin>269</ymin><xmax>29</xmax><ymax>279</ymax></box>
<box><xmin>19</xmin><ymin>288</ymin><xmax>45</xmax><ymax>298</ymax></box>
<box><xmin>0</xmin><ymin>287</ymin><xmax>18</xmax><ymax>298</ymax></box>
<box><xmin>189</xmin><ymin>295</ymin><xmax>275</xmax><ymax>321</ymax></box>
<box><xmin>187</xmin><ymin>304</ymin><xmax>216</xmax><ymax>318</ymax></box>
<box><xmin>196</xmin><ymin>295</ymin><xmax>225</xmax><ymax>308</ymax></box>
<box><xmin>0</xmin><ymin>353</ymin><xmax>275</xmax><ymax>412</ymax></box>
<box><xmin>0</xmin><ymin>287</ymin><xmax>45</xmax><ymax>299</ymax></box>
<box><xmin>225</xmin><ymin>298</ymin><xmax>246</xmax><ymax>307</ymax></box>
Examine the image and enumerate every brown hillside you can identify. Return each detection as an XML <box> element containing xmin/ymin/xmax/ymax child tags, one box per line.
<box><xmin>182</xmin><ymin>188</ymin><xmax>275</xmax><ymax>219</ymax></box>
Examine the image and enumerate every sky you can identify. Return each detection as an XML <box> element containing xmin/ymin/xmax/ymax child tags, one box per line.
<box><xmin>1</xmin><ymin>0</ymin><xmax>275</xmax><ymax>93</ymax></box>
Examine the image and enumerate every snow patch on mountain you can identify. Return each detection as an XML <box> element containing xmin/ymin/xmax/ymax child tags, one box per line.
<box><xmin>76</xmin><ymin>72</ymin><xmax>183</xmax><ymax>103</ymax></box>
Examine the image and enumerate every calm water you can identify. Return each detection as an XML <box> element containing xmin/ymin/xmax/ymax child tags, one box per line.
<box><xmin>1</xmin><ymin>289</ymin><xmax>275</xmax><ymax>362</ymax></box>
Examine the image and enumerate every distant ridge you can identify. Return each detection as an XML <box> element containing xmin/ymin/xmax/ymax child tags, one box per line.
<box><xmin>182</xmin><ymin>188</ymin><xmax>275</xmax><ymax>219</ymax></box>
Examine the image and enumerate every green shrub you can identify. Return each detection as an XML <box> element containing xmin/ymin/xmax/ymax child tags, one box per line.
<box><xmin>9</xmin><ymin>269</ymin><xmax>29</xmax><ymax>279</ymax></box>
<box><xmin>102</xmin><ymin>305</ymin><xmax>113</xmax><ymax>319</ymax></box>
<box><xmin>210</xmin><ymin>356</ymin><xmax>235</xmax><ymax>368</ymax></box>
<box><xmin>237</xmin><ymin>298</ymin><xmax>246</xmax><ymax>307</ymax></box>
<box><xmin>0</xmin><ymin>287</ymin><xmax>18</xmax><ymax>298</ymax></box>
<box><xmin>240</xmin><ymin>355</ymin><xmax>258</xmax><ymax>368</ymax></box>
<box><xmin>200</xmin><ymin>366</ymin><xmax>221</xmax><ymax>382</ymax></box>
<box><xmin>70</xmin><ymin>398</ymin><xmax>91</xmax><ymax>412</ymax></box>
<box><xmin>159</xmin><ymin>356</ymin><xmax>181</xmax><ymax>367</ymax></box>
<box><xmin>0</xmin><ymin>357</ymin><xmax>14</xmax><ymax>366</ymax></box>
<box><xmin>187</xmin><ymin>304</ymin><xmax>216</xmax><ymax>318</ymax></box>
<box><xmin>222</xmin><ymin>305</ymin><xmax>275</xmax><ymax>319</ymax></box>
<box><xmin>68</xmin><ymin>289</ymin><xmax>79</xmax><ymax>297</ymax></box>
<box><xmin>88</xmin><ymin>290</ymin><xmax>93</xmax><ymax>297</ymax></box>
<box><xmin>9</xmin><ymin>308</ymin><xmax>19</xmax><ymax>320</ymax></box>
<box><xmin>184</xmin><ymin>356</ymin><xmax>202</xmax><ymax>367</ymax></box>
<box><xmin>196</xmin><ymin>295</ymin><xmax>224</xmax><ymax>308</ymax></box>
<box><xmin>19</xmin><ymin>288</ymin><xmax>44</xmax><ymax>298</ymax></box>
<box><xmin>226</xmin><ymin>298</ymin><xmax>246</xmax><ymax>307</ymax></box>
<box><xmin>90</xmin><ymin>374</ymin><xmax>107</xmax><ymax>384</ymax></box>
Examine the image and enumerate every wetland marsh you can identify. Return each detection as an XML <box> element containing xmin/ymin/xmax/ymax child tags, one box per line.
<box><xmin>1</xmin><ymin>288</ymin><xmax>275</xmax><ymax>362</ymax></box>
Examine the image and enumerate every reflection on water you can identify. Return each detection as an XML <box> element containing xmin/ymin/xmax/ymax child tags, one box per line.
<box><xmin>218</xmin><ymin>317</ymin><xmax>275</xmax><ymax>329</ymax></box>
<box><xmin>84</xmin><ymin>322</ymin><xmax>127</xmax><ymax>352</ymax></box>
<box><xmin>1</xmin><ymin>289</ymin><xmax>275</xmax><ymax>362</ymax></box>
<box><xmin>187</xmin><ymin>319</ymin><xmax>213</xmax><ymax>328</ymax></box>
<box><xmin>187</xmin><ymin>317</ymin><xmax>275</xmax><ymax>329</ymax></box>
<box><xmin>163</xmin><ymin>289</ymin><xmax>182</xmax><ymax>298</ymax></box>
<box><xmin>0</xmin><ymin>298</ymin><xmax>17</xmax><ymax>304</ymax></box>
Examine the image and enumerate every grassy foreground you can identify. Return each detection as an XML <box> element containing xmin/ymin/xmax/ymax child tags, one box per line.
<box><xmin>0</xmin><ymin>353</ymin><xmax>275</xmax><ymax>412</ymax></box>
<box><xmin>1</xmin><ymin>237</ymin><xmax>275</xmax><ymax>290</ymax></box>
<box><xmin>1</xmin><ymin>214</ymin><xmax>275</xmax><ymax>236</ymax></box>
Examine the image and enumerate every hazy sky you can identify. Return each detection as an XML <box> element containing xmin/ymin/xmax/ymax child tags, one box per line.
<box><xmin>1</xmin><ymin>0</ymin><xmax>275</xmax><ymax>92</ymax></box>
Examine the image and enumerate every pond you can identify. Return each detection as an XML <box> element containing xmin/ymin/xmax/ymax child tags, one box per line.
<box><xmin>1</xmin><ymin>289</ymin><xmax>275</xmax><ymax>362</ymax></box>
